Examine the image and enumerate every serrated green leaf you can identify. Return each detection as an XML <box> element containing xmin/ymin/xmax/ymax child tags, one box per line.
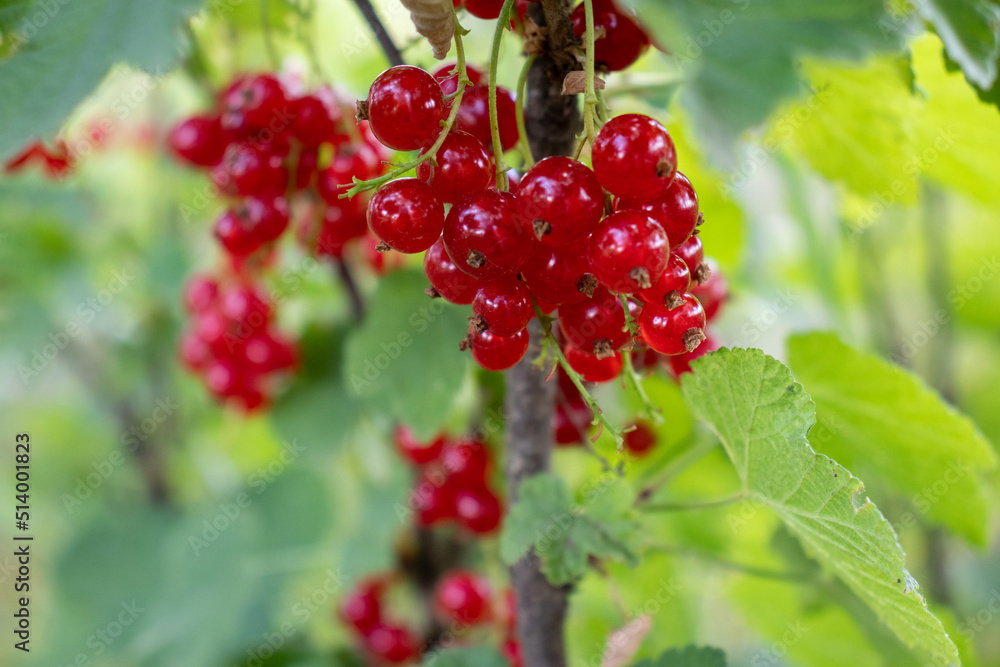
<box><xmin>620</xmin><ymin>0</ymin><xmax>904</xmax><ymax>138</ymax></box>
<box><xmin>914</xmin><ymin>0</ymin><xmax>1000</xmax><ymax>90</ymax></box>
<box><xmin>631</xmin><ymin>645</ymin><xmax>727</xmax><ymax>667</ymax></box>
<box><xmin>680</xmin><ymin>348</ymin><xmax>959</xmax><ymax>666</ymax></box>
<box><xmin>787</xmin><ymin>332</ymin><xmax>997</xmax><ymax>545</ymax></box>
<box><xmin>421</xmin><ymin>647</ymin><xmax>508</xmax><ymax>667</ymax></box>
<box><xmin>0</xmin><ymin>0</ymin><xmax>202</xmax><ymax>159</ymax></box>
<box><xmin>500</xmin><ymin>474</ymin><xmax>639</xmax><ymax>585</ymax></box>
<box><xmin>341</xmin><ymin>270</ymin><xmax>470</xmax><ymax>440</ymax></box>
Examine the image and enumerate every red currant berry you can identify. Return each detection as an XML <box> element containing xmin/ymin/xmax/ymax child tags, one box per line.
<box><xmin>214</xmin><ymin>196</ymin><xmax>289</xmax><ymax>257</ymax></box>
<box><xmin>309</xmin><ymin>203</ymin><xmax>369</xmax><ymax>258</ymax></box>
<box><xmin>424</xmin><ymin>238</ymin><xmax>480</xmax><ymax>304</ymax></box>
<box><xmin>623</xmin><ymin>420</ymin><xmax>657</xmax><ymax>457</ymax></box>
<box><xmin>184</xmin><ymin>276</ymin><xmax>219</xmax><ymax>313</ymax></box>
<box><xmin>416</xmin><ymin>130</ymin><xmax>493</xmax><ymax>204</ymax></box>
<box><xmin>220</xmin><ymin>73</ymin><xmax>289</xmax><ymax>133</ymax></box>
<box><xmin>455</xmin><ymin>489</ymin><xmax>502</xmax><ymax>534</ymax></box>
<box><xmin>562</xmin><ymin>345</ymin><xmax>623</xmax><ymax>383</ymax></box>
<box><xmin>639</xmin><ymin>293</ymin><xmax>707</xmax><ymax>355</ymax></box>
<box><xmin>667</xmin><ymin>334</ymin><xmax>719</xmax><ymax>377</ymax></box>
<box><xmin>558</xmin><ymin>285</ymin><xmax>631</xmax><ymax>355</ymax></box>
<box><xmin>338</xmin><ymin>580</ymin><xmax>384</xmax><ymax>633</ymax></box>
<box><xmin>440</xmin><ymin>437</ymin><xmax>490</xmax><ymax>480</ymax></box>
<box><xmin>468</xmin><ymin>327</ymin><xmax>530</xmax><ymax>371</ymax></box>
<box><xmin>364</xmin><ymin>624</ymin><xmax>420</xmax><ymax>664</ymax></box>
<box><xmin>242</xmin><ymin>333</ymin><xmax>296</xmax><ymax>372</ymax></box>
<box><xmin>291</xmin><ymin>94</ymin><xmax>340</xmax><ymax>146</ymax></box>
<box><xmin>433</xmin><ymin>63</ymin><xmax>484</xmax><ymax>97</ymax></box>
<box><xmin>587</xmin><ymin>210</ymin><xmax>669</xmax><ymax>293</ymax></box>
<box><xmin>179</xmin><ymin>333</ymin><xmax>212</xmax><ymax>371</ymax></box>
<box><xmin>674</xmin><ymin>234</ymin><xmax>708</xmax><ymax>283</ymax></box>
<box><xmin>517</xmin><ymin>156</ymin><xmax>605</xmax><ymax>246</ymax></box>
<box><xmin>465</xmin><ymin>0</ymin><xmax>505</xmax><ymax>19</ymax></box>
<box><xmin>520</xmin><ymin>239</ymin><xmax>595</xmax><ymax>306</ymax></box>
<box><xmin>691</xmin><ymin>259</ymin><xmax>727</xmax><ymax>321</ymax></box>
<box><xmin>167</xmin><ymin>115</ymin><xmax>227</xmax><ymax>167</ymax></box>
<box><xmin>395</xmin><ymin>426</ymin><xmax>446</xmax><ymax>466</ymax></box>
<box><xmin>442</xmin><ymin>190</ymin><xmax>531</xmax><ymax>281</ymax></box>
<box><xmin>413</xmin><ymin>473</ymin><xmax>457</xmax><ymax>525</ymax></box>
<box><xmin>434</xmin><ymin>571</ymin><xmax>493</xmax><ymax>625</ymax></box>
<box><xmin>502</xmin><ymin>638</ymin><xmax>525</xmax><ymax>667</ymax></box>
<box><xmin>472</xmin><ymin>280</ymin><xmax>533</xmax><ymax>337</ymax></box>
<box><xmin>456</xmin><ymin>85</ymin><xmax>519</xmax><ymax>153</ymax></box>
<box><xmin>617</xmin><ymin>172</ymin><xmax>700</xmax><ymax>249</ymax></box>
<box><xmin>592</xmin><ymin>114</ymin><xmax>677</xmax><ymax>200</ymax></box>
<box><xmin>554</xmin><ymin>402</ymin><xmax>591</xmax><ymax>446</ymax></box>
<box><xmin>366</xmin><ymin>66</ymin><xmax>445</xmax><ymax>151</ymax></box>
<box><xmin>317</xmin><ymin>143</ymin><xmax>385</xmax><ymax>204</ymax></box>
<box><xmin>571</xmin><ymin>0</ymin><xmax>650</xmax><ymax>72</ymax></box>
<box><xmin>636</xmin><ymin>253</ymin><xmax>691</xmax><ymax>307</ymax></box>
<box><xmin>366</xmin><ymin>178</ymin><xmax>444</xmax><ymax>254</ymax></box>
<box><xmin>220</xmin><ymin>285</ymin><xmax>272</xmax><ymax>328</ymax></box>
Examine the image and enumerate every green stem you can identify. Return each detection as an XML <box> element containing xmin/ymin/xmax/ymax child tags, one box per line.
<box><xmin>488</xmin><ymin>0</ymin><xmax>517</xmax><ymax>190</ymax></box>
<box><xmin>635</xmin><ymin>436</ymin><xmax>719</xmax><ymax>503</ymax></box>
<box><xmin>621</xmin><ymin>351</ymin><xmax>662</xmax><ymax>425</ymax></box>
<box><xmin>261</xmin><ymin>0</ymin><xmax>281</xmax><ymax>69</ymax></box>
<box><xmin>515</xmin><ymin>55</ymin><xmax>536</xmax><ymax>169</ymax></box>
<box><xmin>530</xmin><ymin>297</ymin><xmax>624</xmax><ymax>448</ymax></box>
<box><xmin>646</xmin><ymin>543</ymin><xmax>811</xmax><ymax>582</ymax></box>
<box><xmin>346</xmin><ymin>12</ymin><xmax>470</xmax><ymax>198</ymax></box>
<box><xmin>641</xmin><ymin>492</ymin><xmax>745</xmax><ymax>513</ymax></box>
<box><xmin>581</xmin><ymin>0</ymin><xmax>599</xmax><ymax>148</ymax></box>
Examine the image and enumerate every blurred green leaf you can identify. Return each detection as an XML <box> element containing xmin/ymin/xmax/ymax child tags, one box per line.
<box><xmin>500</xmin><ymin>473</ymin><xmax>639</xmax><ymax>585</ymax></box>
<box><xmin>914</xmin><ymin>0</ymin><xmax>1000</xmax><ymax>90</ymax></box>
<box><xmin>621</xmin><ymin>0</ymin><xmax>903</xmax><ymax>138</ymax></box>
<box><xmin>0</xmin><ymin>0</ymin><xmax>202</xmax><ymax>158</ymax></box>
<box><xmin>342</xmin><ymin>270</ymin><xmax>471</xmax><ymax>440</ymax></box>
<box><xmin>631</xmin><ymin>645</ymin><xmax>727</xmax><ymax>667</ymax></box>
<box><xmin>422</xmin><ymin>647</ymin><xmax>509</xmax><ymax>667</ymax></box>
<box><xmin>681</xmin><ymin>348</ymin><xmax>959</xmax><ymax>665</ymax></box>
<box><xmin>787</xmin><ymin>332</ymin><xmax>997</xmax><ymax>545</ymax></box>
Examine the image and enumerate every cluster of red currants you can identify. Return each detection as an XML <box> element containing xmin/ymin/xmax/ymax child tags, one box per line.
<box><xmin>178</xmin><ymin>275</ymin><xmax>296</xmax><ymax>411</ymax></box>
<box><xmin>338</xmin><ymin>569</ymin><xmax>518</xmax><ymax>665</ymax></box>
<box><xmin>397</xmin><ymin>427</ymin><xmax>503</xmax><ymax>535</ymax></box>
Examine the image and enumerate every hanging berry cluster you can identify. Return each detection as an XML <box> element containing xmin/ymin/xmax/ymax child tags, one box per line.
<box><xmin>168</xmin><ymin>72</ymin><xmax>399</xmax><ymax>409</ymax></box>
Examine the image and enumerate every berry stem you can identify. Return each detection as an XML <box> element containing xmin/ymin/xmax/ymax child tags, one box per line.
<box><xmin>350</xmin><ymin>0</ymin><xmax>406</xmax><ymax>67</ymax></box>
<box><xmin>620</xmin><ymin>350</ymin><xmax>663</xmax><ymax>426</ymax></box>
<box><xmin>346</xmin><ymin>11</ymin><xmax>470</xmax><ymax>198</ymax></box>
<box><xmin>619</xmin><ymin>294</ymin><xmax>639</xmax><ymax>336</ymax></box>
<box><xmin>488</xmin><ymin>0</ymin><xmax>518</xmax><ymax>190</ymax></box>
<box><xmin>515</xmin><ymin>55</ymin><xmax>537</xmax><ymax>169</ymax></box>
<box><xmin>530</xmin><ymin>297</ymin><xmax>625</xmax><ymax>448</ymax></box>
<box><xmin>581</xmin><ymin>0</ymin><xmax>599</xmax><ymax>148</ymax></box>
<box><xmin>640</xmin><ymin>492</ymin><xmax>746</xmax><ymax>513</ymax></box>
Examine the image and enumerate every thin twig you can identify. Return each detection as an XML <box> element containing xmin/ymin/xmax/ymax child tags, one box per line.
<box><xmin>334</xmin><ymin>258</ymin><xmax>365</xmax><ymax>322</ymax></box>
<box><xmin>351</xmin><ymin>0</ymin><xmax>405</xmax><ymax>67</ymax></box>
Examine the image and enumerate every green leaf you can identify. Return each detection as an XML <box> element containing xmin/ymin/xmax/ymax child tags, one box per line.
<box><xmin>680</xmin><ymin>348</ymin><xmax>959</xmax><ymax>666</ymax></box>
<box><xmin>787</xmin><ymin>333</ymin><xmax>997</xmax><ymax>544</ymax></box>
<box><xmin>0</xmin><ymin>0</ymin><xmax>202</xmax><ymax>159</ymax></box>
<box><xmin>620</xmin><ymin>0</ymin><xmax>904</xmax><ymax>138</ymax></box>
<box><xmin>341</xmin><ymin>270</ymin><xmax>471</xmax><ymax>440</ymax></box>
<box><xmin>500</xmin><ymin>474</ymin><xmax>639</xmax><ymax>585</ymax></box>
<box><xmin>914</xmin><ymin>0</ymin><xmax>1000</xmax><ymax>90</ymax></box>
<box><xmin>631</xmin><ymin>645</ymin><xmax>727</xmax><ymax>667</ymax></box>
<box><xmin>421</xmin><ymin>647</ymin><xmax>508</xmax><ymax>667</ymax></box>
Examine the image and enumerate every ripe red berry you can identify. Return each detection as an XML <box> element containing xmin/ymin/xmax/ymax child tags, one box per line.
<box><xmin>414</xmin><ymin>472</ymin><xmax>457</xmax><ymax>525</ymax></box>
<box><xmin>469</xmin><ymin>327</ymin><xmax>530</xmax><ymax>371</ymax></box>
<box><xmin>366</xmin><ymin>66</ymin><xmax>445</xmax><ymax>151</ymax></box>
<box><xmin>517</xmin><ymin>156</ymin><xmax>605</xmax><ymax>246</ymax></box>
<box><xmin>168</xmin><ymin>116</ymin><xmax>227</xmax><ymax>167</ymax></box>
<box><xmin>317</xmin><ymin>143</ymin><xmax>385</xmax><ymax>204</ymax></box>
<box><xmin>395</xmin><ymin>426</ymin><xmax>446</xmax><ymax>466</ymax></box>
<box><xmin>424</xmin><ymin>237</ymin><xmax>481</xmax><ymax>304</ymax></box>
<box><xmin>618</xmin><ymin>172</ymin><xmax>700</xmax><ymax>249</ymax></box>
<box><xmin>455</xmin><ymin>489</ymin><xmax>503</xmax><ymax>533</ymax></box>
<box><xmin>691</xmin><ymin>259</ymin><xmax>727</xmax><ymax>321</ymax></box>
<box><xmin>364</xmin><ymin>624</ymin><xmax>420</xmax><ymax>664</ymax></box>
<box><xmin>667</xmin><ymin>334</ymin><xmax>719</xmax><ymax>377</ymax></box>
<box><xmin>179</xmin><ymin>333</ymin><xmax>212</xmax><ymax>371</ymax></box>
<box><xmin>455</xmin><ymin>85</ymin><xmax>519</xmax><ymax>153</ymax></box>
<box><xmin>416</xmin><ymin>130</ymin><xmax>494</xmax><ymax>204</ymax></box>
<box><xmin>554</xmin><ymin>402</ymin><xmax>592</xmax><ymax>446</ymax></box>
<box><xmin>520</xmin><ymin>239</ymin><xmax>595</xmax><ymax>306</ymax></box>
<box><xmin>623</xmin><ymin>420</ymin><xmax>657</xmax><ymax>456</ymax></box>
<box><xmin>636</xmin><ymin>253</ymin><xmax>691</xmax><ymax>307</ymax></box>
<box><xmin>558</xmin><ymin>285</ymin><xmax>631</xmax><ymax>355</ymax></box>
<box><xmin>221</xmin><ymin>73</ymin><xmax>289</xmax><ymax>133</ymax></box>
<box><xmin>442</xmin><ymin>190</ymin><xmax>531</xmax><ymax>281</ymax></box>
<box><xmin>434</xmin><ymin>571</ymin><xmax>493</xmax><ymax>625</ymax></box>
<box><xmin>464</xmin><ymin>0</ymin><xmax>505</xmax><ymax>19</ymax></box>
<box><xmin>213</xmin><ymin>142</ymin><xmax>285</xmax><ymax>197</ymax></box>
<box><xmin>674</xmin><ymin>234</ymin><xmax>708</xmax><ymax>283</ymax></box>
<box><xmin>571</xmin><ymin>0</ymin><xmax>650</xmax><ymax>72</ymax></box>
<box><xmin>440</xmin><ymin>437</ymin><xmax>490</xmax><ymax>480</ymax></box>
<box><xmin>562</xmin><ymin>345</ymin><xmax>623</xmax><ymax>383</ymax></box>
<box><xmin>592</xmin><ymin>114</ymin><xmax>677</xmax><ymax>201</ymax></box>
<box><xmin>502</xmin><ymin>638</ymin><xmax>525</xmax><ymax>667</ymax></box>
<box><xmin>214</xmin><ymin>196</ymin><xmax>289</xmax><ymax>257</ymax></box>
<box><xmin>639</xmin><ymin>293</ymin><xmax>707</xmax><ymax>355</ymax></box>
<box><xmin>472</xmin><ymin>280</ymin><xmax>533</xmax><ymax>336</ymax></box>
<box><xmin>339</xmin><ymin>580</ymin><xmax>384</xmax><ymax>633</ymax></box>
<box><xmin>366</xmin><ymin>178</ymin><xmax>445</xmax><ymax>254</ymax></box>
<box><xmin>184</xmin><ymin>276</ymin><xmax>219</xmax><ymax>313</ymax></box>
<box><xmin>433</xmin><ymin>63</ymin><xmax>484</xmax><ymax>97</ymax></box>
<box><xmin>291</xmin><ymin>94</ymin><xmax>341</xmax><ymax>146</ymax></box>
<box><xmin>587</xmin><ymin>210</ymin><xmax>669</xmax><ymax>293</ymax></box>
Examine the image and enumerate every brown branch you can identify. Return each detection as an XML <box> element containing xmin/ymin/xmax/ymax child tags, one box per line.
<box><xmin>350</xmin><ymin>0</ymin><xmax>406</xmax><ymax>67</ymax></box>
<box><xmin>333</xmin><ymin>257</ymin><xmax>366</xmax><ymax>322</ymax></box>
<box><xmin>503</xmin><ymin>2</ymin><xmax>582</xmax><ymax>666</ymax></box>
